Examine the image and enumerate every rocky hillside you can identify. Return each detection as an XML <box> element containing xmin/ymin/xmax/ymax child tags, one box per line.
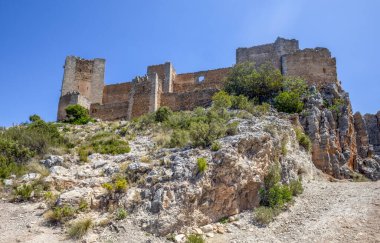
<box><xmin>0</xmin><ymin>107</ymin><xmax>321</xmax><ymax>241</ymax></box>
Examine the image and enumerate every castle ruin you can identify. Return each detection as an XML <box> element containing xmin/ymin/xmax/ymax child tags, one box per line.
<box><xmin>57</xmin><ymin>37</ymin><xmax>338</xmax><ymax>121</ymax></box>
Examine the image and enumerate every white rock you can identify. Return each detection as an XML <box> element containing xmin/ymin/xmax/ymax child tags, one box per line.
<box><xmin>200</xmin><ymin>224</ymin><xmax>213</xmax><ymax>233</ymax></box>
<box><xmin>174</xmin><ymin>234</ymin><xmax>186</xmax><ymax>243</ymax></box>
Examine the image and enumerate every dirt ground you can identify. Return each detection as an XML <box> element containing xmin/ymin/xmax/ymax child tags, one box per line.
<box><xmin>0</xmin><ymin>180</ymin><xmax>379</xmax><ymax>243</ymax></box>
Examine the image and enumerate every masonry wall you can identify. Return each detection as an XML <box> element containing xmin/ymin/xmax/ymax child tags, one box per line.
<box><xmin>102</xmin><ymin>82</ymin><xmax>133</xmax><ymax>104</ymax></box>
<box><xmin>282</xmin><ymin>48</ymin><xmax>338</xmax><ymax>87</ymax></box>
<box><xmin>90</xmin><ymin>102</ymin><xmax>129</xmax><ymax>121</ymax></box>
<box><xmin>161</xmin><ymin>89</ymin><xmax>218</xmax><ymax>111</ymax></box>
<box><xmin>173</xmin><ymin>68</ymin><xmax>231</xmax><ymax>93</ymax></box>
<box><xmin>58</xmin><ymin>37</ymin><xmax>340</xmax><ymax>122</ymax></box>
<box><xmin>57</xmin><ymin>92</ymin><xmax>91</xmax><ymax>121</ymax></box>
<box><xmin>236</xmin><ymin>37</ymin><xmax>299</xmax><ymax>69</ymax></box>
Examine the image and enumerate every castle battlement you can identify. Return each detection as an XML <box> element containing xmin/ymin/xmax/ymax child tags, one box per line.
<box><xmin>57</xmin><ymin>37</ymin><xmax>338</xmax><ymax>121</ymax></box>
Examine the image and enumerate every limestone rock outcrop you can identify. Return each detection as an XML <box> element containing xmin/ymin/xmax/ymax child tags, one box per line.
<box><xmin>299</xmin><ymin>84</ymin><xmax>357</xmax><ymax>178</ymax></box>
<box><xmin>128</xmin><ymin>115</ymin><xmax>316</xmax><ymax>235</ymax></box>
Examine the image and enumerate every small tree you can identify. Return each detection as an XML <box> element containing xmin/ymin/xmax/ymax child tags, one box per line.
<box><xmin>212</xmin><ymin>91</ymin><xmax>232</xmax><ymax>109</ymax></box>
<box><xmin>274</xmin><ymin>91</ymin><xmax>304</xmax><ymax>113</ymax></box>
<box><xmin>65</xmin><ymin>105</ymin><xmax>92</xmax><ymax>125</ymax></box>
<box><xmin>155</xmin><ymin>106</ymin><xmax>173</xmax><ymax>122</ymax></box>
<box><xmin>224</xmin><ymin>62</ymin><xmax>283</xmax><ymax>103</ymax></box>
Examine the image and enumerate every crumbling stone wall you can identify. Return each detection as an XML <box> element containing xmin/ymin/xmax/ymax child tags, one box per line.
<box><xmin>57</xmin><ymin>92</ymin><xmax>91</xmax><ymax>121</ymax></box>
<box><xmin>282</xmin><ymin>48</ymin><xmax>338</xmax><ymax>87</ymax></box>
<box><xmin>236</xmin><ymin>37</ymin><xmax>299</xmax><ymax>69</ymax></box>
<box><xmin>58</xmin><ymin>37</ymin><xmax>342</xmax><ymax>123</ymax></box>
<box><xmin>173</xmin><ymin>68</ymin><xmax>231</xmax><ymax>93</ymax></box>
<box><xmin>102</xmin><ymin>82</ymin><xmax>132</xmax><ymax>104</ymax></box>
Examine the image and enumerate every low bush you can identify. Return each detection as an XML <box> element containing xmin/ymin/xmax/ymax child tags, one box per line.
<box><xmin>274</xmin><ymin>91</ymin><xmax>304</xmax><ymax>113</ymax></box>
<box><xmin>212</xmin><ymin>91</ymin><xmax>232</xmax><ymax>109</ymax></box>
<box><xmin>78</xmin><ymin>198</ymin><xmax>88</xmax><ymax>212</ymax></box>
<box><xmin>68</xmin><ymin>218</ymin><xmax>92</xmax><ymax>239</ymax></box>
<box><xmin>102</xmin><ymin>178</ymin><xmax>128</xmax><ymax>193</ymax></box>
<box><xmin>45</xmin><ymin>204</ymin><xmax>76</xmax><ymax>223</ymax></box>
<box><xmin>186</xmin><ymin>234</ymin><xmax>204</xmax><ymax>243</ymax></box>
<box><xmin>78</xmin><ymin>133</ymin><xmax>131</xmax><ymax>161</ymax></box>
<box><xmin>211</xmin><ymin>141</ymin><xmax>221</xmax><ymax>151</ymax></box>
<box><xmin>268</xmin><ymin>184</ymin><xmax>292</xmax><ymax>208</ymax></box>
<box><xmin>114</xmin><ymin>178</ymin><xmax>127</xmax><ymax>193</ymax></box>
<box><xmin>252</xmin><ymin>103</ymin><xmax>271</xmax><ymax>116</ymax></box>
<box><xmin>168</xmin><ymin>129</ymin><xmax>190</xmax><ymax>148</ymax></box>
<box><xmin>254</xmin><ymin>206</ymin><xmax>281</xmax><ymax>225</ymax></box>
<box><xmin>64</xmin><ymin>104</ymin><xmax>92</xmax><ymax>125</ymax></box>
<box><xmin>295</xmin><ymin>128</ymin><xmax>312</xmax><ymax>152</ymax></box>
<box><xmin>0</xmin><ymin>116</ymin><xmax>67</xmax><ymax>178</ymax></box>
<box><xmin>197</xmin><ymin>158</ymin><xmax>208</xmax><ymax>173</ymax></box>
<box><xmin>14</xmin><ymin>184</ymin><xmax>33</xmax><ymax>201</ymax></box>
<box><xmin>155</xmin><ymin>106</ymin><xmax>173</xmax><ymax>123</ymax></box>
<box><xmin>289</xmin><ymin>179</ymin><xmax>303</xmax><ymax>196</ymax></box>
<box><xmin>231</xmin><ymin>95</ymin><xmax>250</xmax><ymax>110</ymax></box>
<box><xmin>115</xmin><ymin>208</ymin><xmax>127</xmax><ymax>220</ymax></box>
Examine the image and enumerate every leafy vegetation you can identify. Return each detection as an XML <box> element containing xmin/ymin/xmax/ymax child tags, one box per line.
<box><xmin>295</xmin><ymin>128</ymin><xmax>312</xmax><ymax>152</ymax></box>
<box><xmin>101</xmin><ymin>177</ymin><xmax>128</xmax><ymax>193</ymax></box>
<box><xmin>197</xmin><ymin>158</ymin><xmax>208</xmax><ymax>173</ymax></box>
<box><xmin>155</xmin><ymin>106</ymin><xmax>173</xmax><ymax>122</ymax></box>
<box><xmin>224</xmin><ymin>62</ymin><xmax>283</xmax><ymax>103</ymax></box>
<box><xmin>186</xmin><ymin>234</ymin><xmax>204</xmax><ymax>243</ymax></box>
<box><xmin>211</xmin><ymin>141</ymin><xmax>221</xmax><ymax>151</ymax></box>
<box><xmin>255</xmin><ymin>164</ymin><xmax>304</xmax><ymax>225</ymax></box>
<box><xmin>68</xmin><ymin>218</ymin><xmax>92</xmax><ymax>239</ymax></box>
<box><xmin>78</xmin><ymin>132</ymin><xmax>130</xmax><ymax>161</ymax></box>
<box><xmin>45</xmin><ymin>204</ymin><xmax>76</xmax><ymax>223</ymax></box>
<box><xmin>64</xmin><ymin>104</ymin><xmax>93</xmax><ymax>125</ymax></box>
<box><xmin>0</xmin><ymin>116</ymin><xmax>67</xmax><ymax>178</ymax></box>
<box><xmin>115</xmin><ymin>208</ymin><xmax>127</xmax><ymax>220</ymax></box>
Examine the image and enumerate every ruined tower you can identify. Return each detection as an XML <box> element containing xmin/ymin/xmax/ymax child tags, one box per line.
<box><xmin>57</xmin><ymin>56</ymin><xmax>105</xmax><ymax>120</ymax></box>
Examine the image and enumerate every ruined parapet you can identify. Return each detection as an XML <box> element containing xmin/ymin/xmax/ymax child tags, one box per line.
<box><xmin>236</xmin><ymin>37</ymin><xmax>299</xmax><ymax>69</ymax></box>
<box><xmin>57</xmin><ymin>91</ymin><xmax>91</xmax><ymax>121</ymax></box>
<box><xmin>57</xmin><ymin>56</ymin><xmax>105</xmax><ymax>120</ymax></box>
<box><xmin>282</xmin><ymin>48</ymin><xmax>338</xmax><ymax>87</ymax></box>
<box><xmin>147</xmin><ymin>62</ymin><xmax>175</xmax><ymax>93</ymax></box>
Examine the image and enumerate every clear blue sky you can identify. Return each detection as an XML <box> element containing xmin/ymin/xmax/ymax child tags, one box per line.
<box><xmin>0</xmin><ymin>0</ymin><xmax>379</xmax><ymax>127</ymax></box>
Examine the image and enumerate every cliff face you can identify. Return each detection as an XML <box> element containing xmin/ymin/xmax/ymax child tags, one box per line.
<box><xmin>298</xmin><ymin>82</ymin><xmax>380</xmax><ymax>180</ymax></box>
<box><xmin>354</xmin><ymin>111</ymin><xmax>380</xmax><ymax>180</ymax></box>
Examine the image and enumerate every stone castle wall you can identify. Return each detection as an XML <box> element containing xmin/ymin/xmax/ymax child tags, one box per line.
<box><xmin>57</xmin><ymin>37</ymin><xmax>340</xmax><ymax>122</ymax></box>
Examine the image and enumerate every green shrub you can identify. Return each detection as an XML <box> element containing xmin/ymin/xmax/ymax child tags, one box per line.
<box><xmin>231</xmin><ymin>95</ymin><xmax>250</xmax><ymax>110</ymax></box>
<box><xmin>68</xmin><ymin>218</ymin><xmax>92</xmax><ymax>239</ymax></box>
<box><xmin>212</xmin><ymin>91</ymin><xmax>232</xmax><ymax>109</ymax></box>
<box><xmin>168</xmin><ymin>129</ymin><xmax>190</xmax><ymax>148</ymax></box>
<box><xmin>224</xmin><ymin>62</ymin><xmax>283</xmax><ymax>103</ymax></box>
<box><xmin>155</xmin><ymin>106</ymin><xmax>173</xmax><ymax>122</ymax></box>
<box><xmin>0</xmin><ymin>117</ymin><xmax>67</xmax><ymax>178</ymax></box>
<box><xmin>274</xmin><ymin>91</ymin><xmax>304</xmax><ymax>113</ymax></box>
<box><xmin>79</xmin><ymin>133</ymin><xmax>131</xmax><ymax>158</ymax></box>
<box><xmin>186</xmin><ymin>234</ymin><xmax>204</xmax><ymax>243</ymax></box>
<box><xmin>189</xmin><ymin>122</ymin><xmax>210</xmax><ymax>148</ymax></box>
<box><xmin>211</xmin><ymin>141</ymin><xmax>221</xmax><ymax>151</ymax></box>
<box><xmin>64</xmin><ymin>104</ymin><xmax>92</xmax><ymax>125</ymax></box>
<box><xmin>15</xmin><ymin>184</ymin><xmax>33</xmax><ymax>201</ymax></box>
<box><xmin>295</xmin><ymin>128</ymin><xmax>312</xmax><ymax>152</ymax></box>
<box><xmin>219</xmin><ymin>217</ymin><xmax>229</xmax><ymax>224</ymax></box>
<box><xmin>328</xmin><ymin>98</ymin><xmax>345</xmax><ymax>113</ymax></box>
<box><xmin>115</xmin><ymin>208</ymin><xmax>127</xmax><ymax>220</ymax></box>
<box><xmin>114</xmin><ymin>178</ymin><xmax>128</xmax><ymax>193</ymax></box>
<box><xmin>252</xmin><ymin>103</ymin><xmax>271</xmax><ymax>116</ymax></box>
<box><xmin>78</xmin><ymin>198</ymin><xmax>88</xmax><ymax>212</ymax></box>
<box><xmin>254</xmin><ymin>206</ymin><xmax>280</xmax><ymax>225</ymax></box>
<box><xmin>102</xmin><ymin>182</ymin><xmax>113</xmax><ymax>192</ymax></box>
<box><xmin>197</xmin><ymin>158</ymin><xmax>208</xmax><ymax>173</ymax></box>
<box><xmin>45</xmin><ymin>204</ymin><xmax>75</xmax><ymax>223</ymax></box>
<box><xmin>289</xmin><ymin>179</ymin><xmax>303</xmax><ymax>196</ymax></box>
<box><xmin>268</xmin><ymin>184</ymin><xmax>292</xmax><ymax>208</ymax></box>
<box><xmin>226</xmin><ymin>121</ymin><xmax>239</xmax><ymax>136</ymax></box>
